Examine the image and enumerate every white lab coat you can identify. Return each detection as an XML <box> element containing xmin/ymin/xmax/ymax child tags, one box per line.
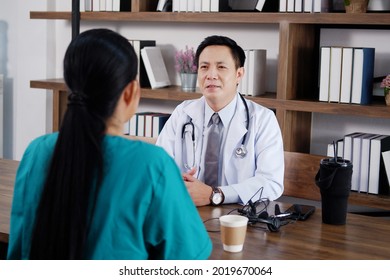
<box><xmin>156</xmin><ymin>94</ymin><xmax>284</xmax><ymax>204</ymax></box>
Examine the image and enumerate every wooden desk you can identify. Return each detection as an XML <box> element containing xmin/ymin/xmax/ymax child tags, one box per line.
<box><xmin>199</xmin><ymin>204</ymin><xmax>390</xmax><ymax>260</ymax></box>
<box><xmin>1</xmin><ymin>158</ymin><xmax>390</xmax><ymax>259</ymax></box>
<box><xmin>0</xmin><ymin>159</ymin><xmax>19</xmax><ymax>243</ymax></box>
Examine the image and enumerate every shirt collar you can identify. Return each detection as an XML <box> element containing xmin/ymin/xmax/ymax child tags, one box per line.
<box><xmin>204</xmin><ymin>94</ymin><xmax>238</xmax><ymax>128</ymax></box>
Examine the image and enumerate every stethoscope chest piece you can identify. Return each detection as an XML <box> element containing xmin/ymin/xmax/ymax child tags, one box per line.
<box><xmin>235</xmin><ymin>145</ymin><xmax>247</xmax><ymax>158</ymax></box>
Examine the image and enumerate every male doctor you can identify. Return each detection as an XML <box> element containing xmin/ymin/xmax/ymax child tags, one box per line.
<box><xmin>156</xmin><ymin>35</ymin><xmax>284</xmax><ymax>206</ymax></box>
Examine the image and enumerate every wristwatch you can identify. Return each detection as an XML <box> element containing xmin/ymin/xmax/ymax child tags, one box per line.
<box><xmin>209</xmin><ymin>187</ymin><xmax>225</xmax><ymax>206</ymax></box>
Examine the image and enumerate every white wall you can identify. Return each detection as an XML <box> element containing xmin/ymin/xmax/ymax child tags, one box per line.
<box><xmin>0</xmin><ymin>0</ymin><xmax>49</xmax><ymax>160</ymax></box>
<box><xmin>1</xmin><ymin>1</ymin><xmax>390</xmax><ymax>159</ymax></box>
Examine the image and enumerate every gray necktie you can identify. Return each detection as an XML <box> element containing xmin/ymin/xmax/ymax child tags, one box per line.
<box><xmin>204</xmin><ymin>113</ymin><xmax>221</xmax><ymax>187</ymax></box>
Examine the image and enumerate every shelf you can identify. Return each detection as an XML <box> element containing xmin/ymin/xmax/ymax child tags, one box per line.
<box><xmin>143</xmin><ymin>90</ymin><xmax>390</xmax><ymax>118</ymax></box>
<box><xmin>141</xmin><ymin>86</ymin><xmax>202</xmax><ymax>101</ymax></box>
<box><xmin>281</xmin><ymin>99</ymin><xmax>390</xmax><ymax>118</ymax></box>
<box><xmin>30</xmin><ymin>11</ymin><xmax>390</xmax><ymax>26</ymax></box>
<box><xmin>30</xmin><ymin>79</ymin><xmax>390</xmax><ymax>119</ymax></box>
<box><xmin>30</xmin><ymin>78</ymin><xmax>67</xmax><ymax>91</ymax></box>
<box><xmin>141</xmin><ymin>86</ymin><xmax>279</xmax><ymax>107</ymax></box>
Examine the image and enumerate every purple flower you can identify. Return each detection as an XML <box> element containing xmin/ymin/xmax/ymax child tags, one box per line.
<box><xmin>380</xmin><ymin>74</ymin><xmax>390</xmax><ymax>88</ymax></box>
<box><xmin>175</xmin><ymin>46</ymin><xmax>197</xmax><ymax>74</ymax></box>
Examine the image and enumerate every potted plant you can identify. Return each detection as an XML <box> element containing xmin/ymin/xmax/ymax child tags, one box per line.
<box><xmin>344</xmin><ymin>0</ymin><xmax>369</xmax><ymax>13</ymax></box>
<box><xmin>381</xmin><ymin>74</ymin><xmax>390</xmax><ymax>106</ymax></box>
<box><xmin>175</xmin><ymin>46</ymin><xmax>198</xmax><ymax>92</ymax></box>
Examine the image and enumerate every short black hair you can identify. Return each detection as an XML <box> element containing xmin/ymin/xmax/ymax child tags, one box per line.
<box><xmin>195</xmin><ymin>35</ymin><xmax>246</xmax><ymax>69</ymax></box>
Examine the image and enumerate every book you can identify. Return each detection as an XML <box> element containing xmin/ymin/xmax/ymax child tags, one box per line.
<box><xmin>287</xmin><ymin>0</ymin><xmax>295</xmax><ymax>12</ymax></box>
<box><xmin>382</xmin><ymin>150</ymin><xmax>390</xmax><ymax>187</ymax></box>
<box><xmin>135</xmin><ymin>112</ymin><xmax>154</xmax><ymax>137</ymax></box>
<box><xmin>368</xmin><ymin>135</ymin><xmax>390</xmax><ymax>195</ymax></box>
<box><xmin>92</xmin><ymin>0</ymin><xmax>99</xmax><ymax>11</ymax></box>
<box><xmin>80</xmin><ymin>0</ymin><xmax>85</xmax><ymax>11</ymax></box>
<box><xmin>338</xmin><ymin>140</ymin><xmax>344</xmax><ymax>159</ymax></box>
<box><xmin>313</xmin><ymin>0</ymin><xmax>320</xmax><ymax>12</ymax></box>
<box><xmin>351</xmin><ymin>133</ymin><xmax>365</xmax><ymax>191</ymax></box>
<box><xmin>178</xmin><ymin>0</ymin><xmax>187</xmax><ymax>12</ymax></box>
<box><xmin>351</xmin><ymin>47</ymin><xmax>375</xmax><ymax>105</ymax></box>
<box><xmin>201</xmin><ymin>0</ymin><xmax>211</xmax><ymax>12</ymax></box>
<box><xmin>328</xmin><ymin>46</ymin><xmax>343</xmax><ymax>103</ymax></box>
<box><xmin>129</xmin><ymin>114</ymin><xmax>137</xmax><ymax>136</ymax></box>
<box><xmin>246</xmin><ymin>49</ymin><xmax>267</xmax><ymax>96</ymax></box>
<box><xmin>359</xmin><ymin>133</ymin><xmax>380</xmax><ymax>193</ymax></box>
<box><xmin>295</xmin><ymin>0</ymin><xmax>303</xmax><ymax>12</ymax></box>
<box><xmin>152</xmin><ymin>113</ymin><xmax>171</xmax><ymax>137</ymax></box>
<box><xmin>144</xmin><ymin>112</ymin><xmax>170</xmax><ymax>138</ymax></box>
<box><xmin>141</xmin><ymin>46</ymin><xmax>171</xmax><ymax>89</ymax></box>
<box><xmin>210</xmin><ymin>0</ymin><xmax>219</xmax><ymax>12</ymax></box>
<box><xmin>313</xmin><ymin>0</ymin><xmax>331</xmax><ymax>12</ymax></box>
<box><xmin>136</xmin><ymin>112</ymin><xmax>145</xmax><ymax>137</ymax></box>
<box><xmin>131</xmin><ymin>40</ymin><xmax>156</xmax><ymax>88</ymax></box>
<box><xmin>99</xmin><ymin>0</ymin><xmax>106</xmax><ymax>11</ymax></box>
<box><xmin>194</xmin><ymin>0</ymin><xmax>202</xmax><ymax>12</ymax></box>
<box><xmin>130</xmin><ymin>112</ymin><xmax>170</xmax><ymax>138</ymax></box>
<box><xmin>319</xmin><ymin>46</ymin><xmax>331</xmax><ymax>102</ymax></box>
<box><xmin>368</xmin><ymin>0</ymin><xmax>390</xmax><ymax>12</ymax></box>
<box><xmin>339</xmin><ymin>47</ymin><xmax>354</xmax><ymax>104</ymax></box>
<box><xmin>303</xmin><ymin>0</ymin><xmax>313</xmax><ymax>12</ymax></box>
<box><xmin>157</xmin><ymin>0</ymin><xmax>168</xmax><ymax>11</ymax></box>
<box><xmin>255</xmin><ymin>0</ymin><xmax>267</xmax><ymax>11</ymax></box>
<box><xmin>343</xmin><ymin>132</ymin><xmax>364</xmax><ymax>161</ymax></box>
<box><xmin>123</xmin><ymin>119</ymin><xmax>130</xmax><ymax>135</ymax></box>
<box><xmin>279</xmin><ymin>0</ymin><xmax>287</xmax><ymax>12</ymax></box>
<box><xmin>113</xmin><ymin>0</ymin><xmax>120</xmax><ymax>11</ymax></box>
<box><xmin>106</xmin><ymin>0</ymin><xmax>113</xmax><ymax>11</ymax></box>
<box><xmin>239</xmin><ymin>49</ymin><xmax>250</xmax><ymax>95</ymax></box>
<box><xmin>84</xmin><ymin>0</ymin><xmax>92</xmax><ymax>11</ymax></box>
<box><xmin>144</xmin><ymin>113</ymin><xmax>154</xmax><ymax>137</ymax></box>
<box><xmin>326</xmin><ymin>139</ymin><xmax>344</xmax><ymax>158</ymax></box>
<box><xmin>187</xmin><ymin>0</ymin><xmax>195</xmax><ymax>12</ymax></box>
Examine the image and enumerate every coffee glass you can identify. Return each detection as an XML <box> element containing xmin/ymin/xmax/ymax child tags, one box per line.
<box><xmin>219</xmin><ymin>215</ymin><xmax>248</xmax><ymax>253</ymax></box>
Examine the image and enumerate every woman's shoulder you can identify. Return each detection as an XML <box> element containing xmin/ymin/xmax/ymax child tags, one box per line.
<box><xmin>22</xmin><ymin>133</ymin><xmax>58</xmax><ymax>159</ymax></box>
<box><xmin>29</xmin><ymin>132</ymin><xmax>58</xmax><ymax>145</ymax></box>
<box><xmin>103</xmin><ymin>135</ymin><xmax>180</xmax><ymax>183</ymax></box>
<box><xmin>104</xmin><ymin>135</ymin><xmax>170</xmax><ymax>160</ymax></box>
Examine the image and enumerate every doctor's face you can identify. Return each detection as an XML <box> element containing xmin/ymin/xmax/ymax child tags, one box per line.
<box><xmin>197</xmin><ymin>45</ymin><xmax>244</xmax><ymax>111</ymax></box>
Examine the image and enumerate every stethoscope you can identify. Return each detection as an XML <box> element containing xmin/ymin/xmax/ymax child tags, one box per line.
<box><xmin>181</xmin><ymin>93</ymin><xmax>249</xmax><ymax>170</ymax></box>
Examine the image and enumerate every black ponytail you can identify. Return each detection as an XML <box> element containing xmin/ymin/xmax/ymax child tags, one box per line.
<box><xmin>29</xmin><ymin>29</ymin><xmax>138</xmax><ymax>259</ymax></box>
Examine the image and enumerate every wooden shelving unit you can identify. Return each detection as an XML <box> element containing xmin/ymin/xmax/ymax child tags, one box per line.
<box><xmin>29</xmin><ymin>6</ymin><xmax>390</xmax><ymax>154</ymax></box>
<box><xmin>30</xmin><ymin>11</ymin><xmax>390</xmax><ymax>25</ymax></box>
<box><xmin>28</xmin><ymin>1</ymin><xmax>390</xmax><ymax>211</ymax></box>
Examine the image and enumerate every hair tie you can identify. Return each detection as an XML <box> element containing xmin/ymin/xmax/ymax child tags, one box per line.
<box><xmin>68</xmin><ymin>91</ymin><xmax>87</xmax><ymax>106</ymax></box>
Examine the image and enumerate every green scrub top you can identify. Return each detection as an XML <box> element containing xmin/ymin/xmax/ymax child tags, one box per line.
<box><xmin>7</xmin><ymin>133</ymin><xmax>212</xmax><ymax>260</ymax></box>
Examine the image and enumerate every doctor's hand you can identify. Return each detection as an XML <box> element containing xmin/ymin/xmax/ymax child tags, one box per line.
<box><xmin>183</xmin><ymin>167</ymin><xmax>197</xmax><ymax>179</ymax></box>
<box><xmin>182</xmin><ymin>173</ymin><xmax>212</xmax><ymax>207</ymax></box>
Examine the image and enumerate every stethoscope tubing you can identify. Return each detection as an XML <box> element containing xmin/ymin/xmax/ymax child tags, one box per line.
<box><xmin>182</xmin><ymin>93</ymin><xmax>249</xmax><ymax>161</ymax></box>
